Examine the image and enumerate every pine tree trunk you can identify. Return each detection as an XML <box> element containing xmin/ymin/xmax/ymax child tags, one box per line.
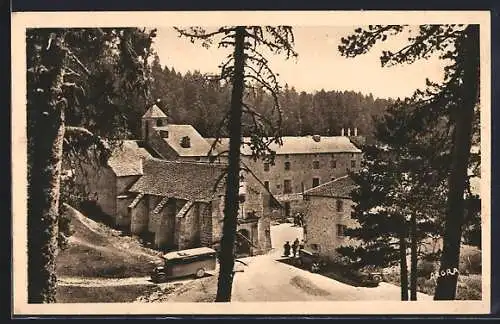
<box><xmin>28</xmin><ymin>40</ymin><xmax>67</xmax><ymax>302</ymax></box>
<box><xmin>410</xmin><ymin>213</ymin><xmax>418</xmax><ymax>300</ymax></box>
<box><xmin>215</xmin><ymin>26</ymin><xmax>246</xmax><ymax>302</ymax></box>
<box><xmin>434</xmin><ymin>25</ymin><xmax>480</xmax><ymax>300</ymax></box>
<box><xmin>399</xmin><ymin>230</ymin><xmax>409</xmax><ymax>301</ymax></box>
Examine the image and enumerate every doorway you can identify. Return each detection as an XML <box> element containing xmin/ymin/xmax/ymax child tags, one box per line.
<box><xmin>236</xmin><ymin>229</ymin><xmax>252</xmax><ymax>256</ymax></box>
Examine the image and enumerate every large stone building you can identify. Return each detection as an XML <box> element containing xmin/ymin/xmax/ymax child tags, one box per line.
<box><xmin>208</xmin><ymin>134</ymin><xmax>363</xmax><ymax>218</ymax></box>
<box><xmin>302</xmin><ymin>175</ymin><xmax>360</xmax><ymax>261</ymax></box>
<box><xmin>73</xmin><ymin>102</ymin><xmax>365</xmax><ymax>256</ymax></box>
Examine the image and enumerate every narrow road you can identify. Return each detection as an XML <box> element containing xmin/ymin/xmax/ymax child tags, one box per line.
<box><xmin>232</xmin><ymin>223</ymin><xmax>432</xmax><ymax>301</ymax></box>
<box><xmin>58</xmin><ymin>276</ymin><xmax>193</xmax><ymax>287</ymax></box>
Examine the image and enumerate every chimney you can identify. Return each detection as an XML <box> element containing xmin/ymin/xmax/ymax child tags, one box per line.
<box><xmin>341</xmin><ymin>128</ymin><xmax>345</xmax><ymax>136</ymax></box>
<box><xmin>347</xmin><ymin>128</ymin><xmax>351</xmax><ymax>136</ymax></box>
<box><xmin>180</xmin><ymin>136</ymin><xmax>191</xmax><ymax>148</ymax></box>
<box><xmin>354</xmin><ymin>127</ymin><xmax>358</xmax><ymax>136</ymax></box>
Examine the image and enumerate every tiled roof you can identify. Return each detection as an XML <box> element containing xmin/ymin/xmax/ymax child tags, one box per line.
<box><xmin>107</xmin><ymin>140</ymin><xmax>152</xmax><ymax>177</ymax></box>
<box><xmin>156</xmin><ymin>125</ymin><xmax>214</xmax><ymax>157</ymax></box>
<box><xmin>303</xmin><ymin>175</ymin><xmax>357</xmax><ymax>198</ymax></box>
<box><xmin>142</xmin><ymin>104</ymin><xmax>167</xmax><ymax>118</ymax></box>
<box><xmin>206</xmin><ymin>136</ymin><xmax>362</xmax><ymax>156</ymax></box>
<box><xmin>128</xmin><ymin>158</ymin><xmax>227</xmax><ymax>202</ymax></box>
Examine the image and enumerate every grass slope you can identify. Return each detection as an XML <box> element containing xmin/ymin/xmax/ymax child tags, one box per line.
<box><xmin>56</xmin><ymin>204</ymin><xmax>162</xmax><ymax>278</ymax></box>
<box><xmin>56</xmin><ymin>285</ymin><xmax>160</xmax><ymax>303</ymax></box>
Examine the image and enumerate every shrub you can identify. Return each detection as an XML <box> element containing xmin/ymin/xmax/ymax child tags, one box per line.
<box><xmin>416</xmin><ymin>277</ymin><xmax>436</xmax><ymax>296</ymax></box>
<box><xmin>459</xmin><ymin>247</ymin><xmax>482</xmax><ymax>275</ymax></box>
<box><xmin>456</xmin><ymin>275</ymin><xmax>482</xmax><ymax>300</ymax></box>
<box><xmin>383</xmin><ymin>270</ymin><xmax>401</xmax><ymax>285</ymax></box>
<box><xmin>417</xmin><ymin>260</ymin><xmax>437</xmax><ymax>278</ymax></box>
<box><xmin>457</xmin><ymin>274</ymin><xmax>482</xmax><ymax>300</ymax></box>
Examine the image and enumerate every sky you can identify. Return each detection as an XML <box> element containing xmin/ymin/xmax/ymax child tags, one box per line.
<box><xmin>152</xmin><ymin>26</ymin><xmax>450</xmax><ymax>100</ymax></box>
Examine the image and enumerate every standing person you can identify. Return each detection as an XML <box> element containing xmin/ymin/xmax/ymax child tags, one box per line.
<box><xmin>292</xmin><ymin>238</ymin><xmax>300</xmax><ymax>257</ymax></box>
<box><xmin>283</xmin><ymin>241</ymin><xmax>291</xmax><ymax>257</ymax></box>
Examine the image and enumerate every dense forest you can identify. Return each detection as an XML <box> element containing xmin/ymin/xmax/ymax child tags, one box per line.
<box><xmin>133</xmin><ymin>54</ymin><xmax>392</xmax><ymax>140</ymax></box>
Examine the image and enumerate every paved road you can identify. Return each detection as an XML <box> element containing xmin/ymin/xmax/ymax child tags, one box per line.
<box><xmin>232</xmin><ymin>223</ymin><xmax>432</xmax><ymax>302</ymax></box>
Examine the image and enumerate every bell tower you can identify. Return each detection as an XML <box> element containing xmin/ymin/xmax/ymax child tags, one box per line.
<box><xmin>141</xmin><ymin>99</ymin><xmax>168</xmax><ymax>140</ymax></box>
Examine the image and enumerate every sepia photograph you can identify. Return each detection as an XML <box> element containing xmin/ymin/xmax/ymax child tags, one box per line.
<box><xmin>11</xmin><ymin>11</ymin><xmax>491</xmax><ymax>315</ymax></box>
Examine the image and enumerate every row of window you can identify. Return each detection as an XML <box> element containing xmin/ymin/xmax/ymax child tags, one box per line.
<box><xmin>284</xmin><ymin>153</ymin><xmax>357</xmax><ymax>159</ymax></box>
<box><xmin>264</xmin><ymin>160</ymin><xmax>357</xmax><ymax>171</ymax></box>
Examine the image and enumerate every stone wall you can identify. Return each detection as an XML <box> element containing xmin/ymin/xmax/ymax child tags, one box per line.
<box><xmin>141</xmin><ymin>116</ymin><xmax>168</xmax><ymax>141</ymax></box>
<box><xmin>258</xmin><ymin>192</ymin><xmax>273</xmax><ymax>252</ymax></box>
<box><xmin>130</xmin><ymin>195</ymin><xmax>149</xmax><ymax>235</ymax></box>
<box><xmin>244</xmin><ymin>151</ymin><xmax>362</xmax><ymax>195</ymax></box>
<box><xmin>74</xmin><ymin>163</ymin><xmax>117</xmax><ymax>219</ymax></box>
<box><xmin>115</xmin><ymin>175</ymin><xmax>141</xmax><ymax>228</ymax></box>
<box><xmin>257</xmin><ymin>216</ymin><xmax>272</xmax><ymax>253</ymax></box>
<box><xmin>147</xmin><ymin>195</ymin><xmax>163</xmax><ymax>233</ymax></box>
<box><xmin>240</xmin><ymin>182</ymin><xmax>264</xmax><ymax>220</ymax></box>
<box><xmin>116</xmin><ymin>196</ymin><xmax>134</xmax><ymax>228</ymax></box>
<box><xmin>177</xmin><ymin>203</ymin><xmax>200</xmax><ymax>250</ymax></box>
<box><xmin>155</xmin><ymin>199</ymin><xmax>176</xmax><ymax>250</ymax></box>
<box><xmin>147</xmin><ymin>127</ymin><xmax>179</xmax><ymax>159</ymax></box>
<box><xmin>211</xmin><ymin>196</ymin><xmax>225</xmax><ymax>244</ymax></box>
<box><xmin>303</xmin><ymin>196</ymin><xmax>359</xmax><ymax>261</ymax></box>
<box><xmin>199</xmin><ymin>202</ymin><xmax>213</xmax><ymax>246</ymax></box>
<box><xmin>173</xmin><ymin>200</ymin><xmax>186</xmax><ymax>248</ymax></box>
<box><xmin>116</xmin><ymin>175</ymin><xmax>140</xmax><ymax>195</ymax></box>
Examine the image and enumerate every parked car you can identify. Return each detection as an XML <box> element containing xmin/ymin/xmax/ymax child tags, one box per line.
<box><xmin>151</xmin><ymin>247</ymin><xmax>217</xmax><ymax>283</ymax></box>
<box><xmin>295</xmin><ymin>248</ymin><xmax>327</xmax><ymax>273</ymax></box>
<box><xmin>359</xmin><ymin>265</ymin><xmax>385</xmax><ymax>284</ymax></box>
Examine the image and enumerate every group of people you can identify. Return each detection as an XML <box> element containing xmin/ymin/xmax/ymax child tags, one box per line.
<box><xmin>283</xmin><ymin>238</ymin><xmax>305</xmax><ymax>258</ymax></box>
<box><xmin>293</xmin><ymin>213</ymin><xmax>304</xmax><ymax>227</ymax></box>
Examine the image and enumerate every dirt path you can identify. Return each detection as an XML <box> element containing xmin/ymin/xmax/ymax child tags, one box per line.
<box><xmin>58</xmin><ymin>276</ymin><xmax>193</xmax><ymax>287</ymax></box>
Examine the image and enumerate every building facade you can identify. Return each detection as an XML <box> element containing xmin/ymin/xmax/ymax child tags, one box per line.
<box><xmin>126</xmin><ymin>158</ymin><xmax>273</xmax><ymax>255</ymax></box>
<box><xmin>302</xmin><ymin>175</ymin><xmax>360</xmax><ymax>261</ymax></box>
<box><xmin>208</xmin><ymin>134</ymin><xmax>363</xmax><ymax>218</ymax></box>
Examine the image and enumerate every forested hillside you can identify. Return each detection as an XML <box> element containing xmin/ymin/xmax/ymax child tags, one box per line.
<box><xmin>140</xmin><ymin>54</ymin><xmax>393</xmax><ymax>140</ymax></box>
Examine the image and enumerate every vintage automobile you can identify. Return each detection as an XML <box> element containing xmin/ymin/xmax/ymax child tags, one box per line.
<box><xmin>151</xmin><ymin>247</ymin><xmax>217</xmax><ymax>283</ymax></box>
<box><xmin>295</xmin><ymin>248</ymin><xmax>327</xmax><ymax>273</ymax></box>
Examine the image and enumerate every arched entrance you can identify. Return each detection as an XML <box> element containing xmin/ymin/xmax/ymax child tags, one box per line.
<box><xmin>236</xmin><ymin>229</ymin><xmax>252</xmax><ymax>256</ymax></box>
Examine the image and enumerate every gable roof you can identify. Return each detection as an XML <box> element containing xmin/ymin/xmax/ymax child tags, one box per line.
<box><xmin>142</xmin><ymin>104</ymin><xmax>167</xmax><ymax>118</ymax></box>
<box><xmin>156</xmin><ymin>124</ymin><xmax>214</xmax><ymax>157</ymax></box>
<box><xmin>303</xmin><ymin>175</ymin><xmax>357</xmax><ymax>198</ymax></box>
<box><xmin>128</xmin><ymin>158</ymin><xmax>227</xmax><ymax>202</ymax></box>
<box><xmin>107</xmin><ymin>140</ymin><xmax>152</xmax><ymax>177</ymax></box>
<box><xmin>206</xmin><ymin>136</ymin><xmax>361</xmax><ymax>156</ymax></box>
